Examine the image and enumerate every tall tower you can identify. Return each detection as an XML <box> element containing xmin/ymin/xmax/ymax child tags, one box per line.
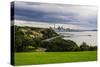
<box><xmin>54</xmin><ymin>24</ymin><xmax>55</xmax><ymax>29</ymax></box>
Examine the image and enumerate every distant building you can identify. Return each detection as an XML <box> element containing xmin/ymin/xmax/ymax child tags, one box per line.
<box><xmin>66</xmin><ymin>28</ymin><xmax>70</xmax><ymax>32</ymax></box>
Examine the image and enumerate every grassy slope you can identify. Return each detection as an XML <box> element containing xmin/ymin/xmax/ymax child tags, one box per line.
<box><xmin>15</xmin><ymin>51</ymin><xmax>97</xmax><ymax>66</ymax></box>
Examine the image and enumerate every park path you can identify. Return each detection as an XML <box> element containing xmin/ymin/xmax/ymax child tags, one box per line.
<box><xmin>42</xmin><ymin>35</ymin><xmax>62</xmax><ymax>42</ymax></box>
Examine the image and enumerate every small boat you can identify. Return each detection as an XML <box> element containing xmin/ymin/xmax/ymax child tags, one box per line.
<box><xmin>87</xmin><ymin>35</ymin><xmax>92</xmax><ymax>36</ymax></box>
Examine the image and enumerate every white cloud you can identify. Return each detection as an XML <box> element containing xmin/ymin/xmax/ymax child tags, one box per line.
<box><xmin>14</xmin><ymin>20</ymin><xmax>85</xmax><ymax>29</ymax></box>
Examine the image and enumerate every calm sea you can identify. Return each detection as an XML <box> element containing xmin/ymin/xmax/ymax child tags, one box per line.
<box><xmin>57</xmin><ymin>31</ymin><xmax>97</xmax><ymax>46</ymax></box>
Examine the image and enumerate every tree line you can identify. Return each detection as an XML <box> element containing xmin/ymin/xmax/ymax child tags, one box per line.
<box><xmin>13</xmin><ymin>26</ymin><xmax>97</xmax><ymax>52</ymax></box>
<box><xmin>40</xmin><ymin>38</ymin><xmax>97</xmax><ymax>52</ymax></box>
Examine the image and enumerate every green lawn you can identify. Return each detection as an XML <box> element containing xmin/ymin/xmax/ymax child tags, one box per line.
<box><xmin>15</xmin><ymin>51</ymin><xmax>97</xmax><ymax>66</ymax></box>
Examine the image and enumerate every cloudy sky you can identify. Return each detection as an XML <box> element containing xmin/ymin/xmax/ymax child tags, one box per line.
<box><xmin>11</xmin><ymin>1</ymin><xmax>97</xmax><ymax>30</ymax></box>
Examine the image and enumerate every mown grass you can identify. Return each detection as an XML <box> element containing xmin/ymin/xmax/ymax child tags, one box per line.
<box><xmin>15</xmin><ymin>51</ymin><xmax>97</xmax><ymax>66</ymax></box>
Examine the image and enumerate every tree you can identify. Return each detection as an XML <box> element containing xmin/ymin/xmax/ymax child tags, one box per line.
<box><xmin>80</xmin><ymin>42</ymin><xmax>89</xmax><ymax>51</ymax></box>
<box><xmin>40</xmin><ymin>38</ymin><xmax>79</xmax><ymax>52</ymax></box>
<box><xmin>15</xmin><ymin>29</ymin><xmax>25</xmax><ymax>52</ymax></box>
<box><xmin>15</xmin><ymin>37</ymin><xmax>23</xmax><ymax>52</ymax></box>
<box><xmin>40</xmin><ymin>28</ymin><xmax>58</xmax><ymax>39</ymax></box>
<box><xmin>89</xmin><ymin>46</ymin><xmax>97</xmax><ymax>51</ymax></box>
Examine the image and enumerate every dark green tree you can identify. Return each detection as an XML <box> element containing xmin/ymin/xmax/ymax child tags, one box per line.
<box><xmin>80</xmin><ymin>42</ymin><xmax>89</xmax><ymax>51</ymax></box>
<box><xmin>40</xmin><ymin>38</ymin><xmax>79</xmax><ymax>52</ymax></box>
<box><xmin>89</xmin><ymin>46</ymin><xmax>97</xmax><ymax>51</ymax></box>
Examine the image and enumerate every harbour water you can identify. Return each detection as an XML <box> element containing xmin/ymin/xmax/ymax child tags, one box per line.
<box><xmin>57</xmin><ymin>31</ymin><xmax>97</xmax><ymax>46</ymax></box>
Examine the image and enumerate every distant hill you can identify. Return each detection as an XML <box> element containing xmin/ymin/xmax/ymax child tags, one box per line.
<box><xmin>54</xmin><ymin>28</ymin><xmax>97</xmax><ymax>32</ymax></box>
<box><xmin>13</xmin><ymin>25</ymin><xmax>58</xmax><ymax>40</ymax></box>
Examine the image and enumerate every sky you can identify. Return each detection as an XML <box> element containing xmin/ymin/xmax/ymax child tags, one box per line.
<box><xmin>11</xmin><ymin>1</ymin><xmax>97</xmax><ymax>30</ymax></box>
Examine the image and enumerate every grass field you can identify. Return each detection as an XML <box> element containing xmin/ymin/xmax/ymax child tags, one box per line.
<box><xmin>15</xmin><ymin>51</ymin><xmax>97</xmax><ymax>66</ymax></box>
